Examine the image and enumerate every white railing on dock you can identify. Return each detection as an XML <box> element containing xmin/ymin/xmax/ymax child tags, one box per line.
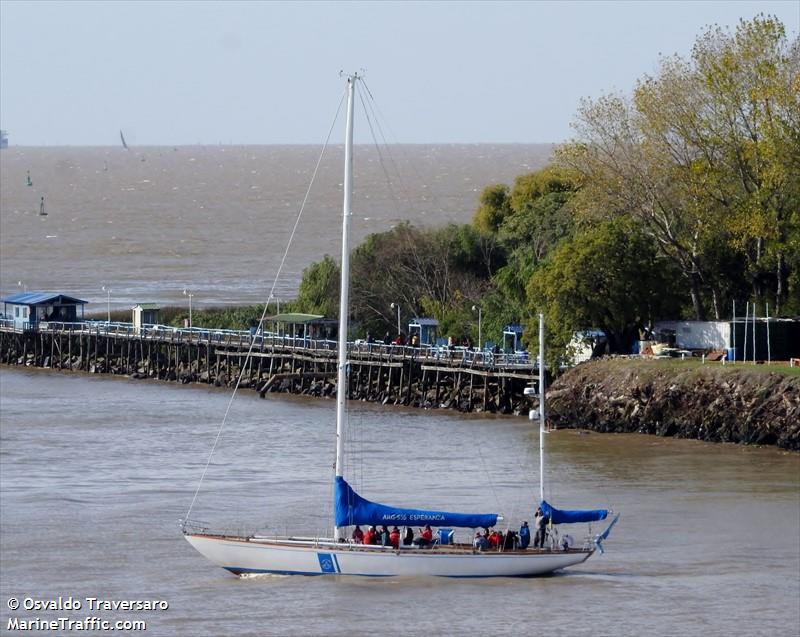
<box><xmin>0</xmin><ymin>319</ymin><xmax>536</xmax><ymax>371</ymax></box>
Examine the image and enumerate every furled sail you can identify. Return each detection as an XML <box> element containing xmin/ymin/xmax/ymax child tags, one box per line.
<box><xmin>539</xmin><ymin>500</ymin><xmax>609</xmax><ymax>524</ymax></box>
<box><xmin>334</xmin><ymin>477</ymin><xmax>498</xmax><ymax>529</ymax></box>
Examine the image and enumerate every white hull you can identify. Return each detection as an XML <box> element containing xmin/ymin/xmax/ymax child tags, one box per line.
<box><xmin>185</xmin><ymin>533</ymin><xmax>593</xmax><ymax>578</ymax></box>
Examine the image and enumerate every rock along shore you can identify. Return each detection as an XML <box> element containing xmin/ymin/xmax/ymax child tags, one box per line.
<box><xmin>547</xmin><ymin>359</ymin><xmax>800</xmax><ymax>450</ymax></box>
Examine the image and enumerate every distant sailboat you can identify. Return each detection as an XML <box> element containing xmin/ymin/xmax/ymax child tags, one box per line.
<box><xmin>120</xmin><ymin>129</ymin><xmax>129</xmax><ymax>150</ymax></box>
<box><xmin>39</xmin><ymin>196</ymin><xmax>47</xmax><ymax>216</ymax></box>
<box><xmin>26</xmin><ymin>170</ymin><xmax>33</xmax><ymax>187</ymax></box>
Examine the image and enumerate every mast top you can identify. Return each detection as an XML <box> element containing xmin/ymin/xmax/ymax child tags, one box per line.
<box><xmin>339</xmin><ymin>70</ymin><xmax>365</xmax><ymax>81</ymax></box>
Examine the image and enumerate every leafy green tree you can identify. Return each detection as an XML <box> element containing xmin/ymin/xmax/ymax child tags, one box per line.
<box><xmin>294</xmin><ymin>255</ymin><xmax>340</xmax><ymax>317</ymax></box>
<box><xmin>527</xmin><ymin>217</ymin><xmax>682</xmax><ymax>357</ymax></box>
<box><xmin>560</xmin><ymin>15</ymin><xmax>799</xmax><ymax>318</ymax></box>
<box><xmin>501</xmin><ymin>169</ymin><xmax>580</xmax><ymax>259</ymax></box>
<box><xmin>508</xmin><ymin>165</ymin><xmax>582</xmax><ymax>215</ymax></box>
<box><xmin>347</xmin><ymin>222</ymin><xmax>498</xmax><ymax>337</ymax></box>
<box><xmin>473</xmin><ymin>184</ymin><xmax>512</xmax><ymax>233</ymax></box>
<box><xmin>472</xmin><ymin>165</ymin><xmax>581</xmax><ymax>335</ymax></box>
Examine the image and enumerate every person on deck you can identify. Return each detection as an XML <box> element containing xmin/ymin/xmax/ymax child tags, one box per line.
<box><xmin>403</xmin><ymin>526</ymin><xmax>414</xmax><ymax>546</ymax></box>
<box><xmin>364</xmin><ymin>525</ymin><xmax>377</xmax><ymax>545</ymax></box>
<box><xmin>380</xmin><ymin>525</ymin><xmax>390</xmax><ymax>546</ymax></box>
<box><xmin>503</xmin><ymin>530</ymin><xmax>518</xmax><ymax>551</ymax></box>
<box><xmin>414</xmin><ymin>524</ymin><xmax>434</xmax><ymax>548</ymax></box>
<box><xmin>352</xmin><ymin>525</ymin><xmax>364</xmax><ymax>544</ymax></box>
<box><xmin>487</xmin><ymin>529</ymin><xmax>500</xmax><ymax>549</ymax></box>
<box><xmin>473</xmin><ymin>532</ymin><xmax>488</xmax><ymax>551</ymax></box>
<box><xmin>518</xmin><ymin>521</ymin><xmax>531</xmax><ymax>549</ymax></box>
<box><xmin>534</xmin><ymin>507</ymin><xmax>549</xmax><ymax>549</ymax></box>
<box><xmin>389</xmin><ymin>526</ymin><xmax>400</xmax><ymax>549</ymax></box>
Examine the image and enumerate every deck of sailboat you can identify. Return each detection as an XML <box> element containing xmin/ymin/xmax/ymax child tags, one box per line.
<box><xmin>185</xmin><ymin>531</ymin><xmax>592</xmax><ymax>557</ymax></box>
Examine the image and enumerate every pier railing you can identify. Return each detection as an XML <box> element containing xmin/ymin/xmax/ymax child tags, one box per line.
<box><xmin>0</xmin><ymin>319</ymin><xmax>536</xmax><ymax>371</ymax></box>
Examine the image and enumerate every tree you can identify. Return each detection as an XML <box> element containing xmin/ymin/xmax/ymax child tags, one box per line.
<box><xmin>559</xmin><ymin>15</ymin><xmax>800</xmax><ymax>318</ymax></box>
<box><xmin>294</xmin><ymin>255</ymin><xmax>340</xmax><ymax>317</ymax></box>
<box><xmin>500</xmin><ymin>167</ymin><xmax>580</xmax><ymax>261</ymax></box>
<box><xmin>473</xmin><ymin>165</ymin><xmax>581</xmax><ymax>332</ymax></box>
<box><xmin>527</xmin><ymin>217</ymin><xmax>682</xmax><ymax>357</ymax></box>
<box><xmin>349</xmin><ymin>223</ymin><xmax>497</xmax><ymax>337</ymax></box>
<box><xmin>473</xmin><ymin>184</ymin><xmax>512</xmax><ymax>233</ymax></box>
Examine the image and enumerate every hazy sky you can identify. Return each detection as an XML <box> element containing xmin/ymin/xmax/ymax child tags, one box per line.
<box><xmin>1</xmin><ymin>0</ymin><xmax>798</xmax><ymax>145</ymax></box>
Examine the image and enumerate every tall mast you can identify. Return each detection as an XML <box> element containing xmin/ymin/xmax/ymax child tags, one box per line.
<box><xmin>334</xmin><ymin>75</ymin><xmax>356</xmax><ymax>541</ymax></box>
<box><xmin>539</xmin><ymin>313</ymin><xmax>545</xmax><ymax>503</ymax></box>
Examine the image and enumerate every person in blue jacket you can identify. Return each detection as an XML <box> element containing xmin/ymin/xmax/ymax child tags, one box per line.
<box><xmin>518</xmin><ymin>521</ymin><xmax>531</xmax><ymax>549</ymax></box>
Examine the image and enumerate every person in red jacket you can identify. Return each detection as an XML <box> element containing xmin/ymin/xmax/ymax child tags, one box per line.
<box><xmin>411</xmin><ymin>524</ymin><xmax>434</xmax><ymax>548</ymax></box>
<box><xmin>363</xmin><ymin>526</ymin><xmax>376</xmax><ymax>545</ymax></box>
<box><xmin>418</xmin><ymin>524</ymin><xmax>434</xmax><ymax>548</ymax></box>
<box><xmin>389</xmin><ymin>526</ymin><xmax>400</xmax><ymax>549</ymax></box>
<box><xmin>351</xmin><ymin>525</ymin><xmax>364</xmax><ymax>544</ymax></box>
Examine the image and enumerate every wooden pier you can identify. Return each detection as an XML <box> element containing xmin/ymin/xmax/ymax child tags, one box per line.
<box><xmin>0</xmin><ymin>321</ymin><xmax>541</xmax><ymax>414</ymax></box>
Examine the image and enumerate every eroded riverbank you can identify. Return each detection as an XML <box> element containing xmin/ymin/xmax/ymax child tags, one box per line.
<box><xmin>548</xmin><ymin>359</ymin><xmax>800</xmax><ymax>450</ymax></box>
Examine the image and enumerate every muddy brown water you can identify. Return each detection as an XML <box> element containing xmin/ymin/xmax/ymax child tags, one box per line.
<box><xmin>0</xmin><ymin>144</ymin><xmax>551</xmax><ymax>309</ymax></box>
<box><xmin>1</xmin><ymin>369</ymin><xmax>798</xmax><ymax>636</ymax></box>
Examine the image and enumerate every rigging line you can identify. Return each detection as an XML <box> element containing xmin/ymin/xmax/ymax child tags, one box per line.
<box><xmin>360</xmin><ymin>78</ymin><xmax>439</xmax><ymax>211</ymax></box>
<box><xmin>359</xmin><ymin>79</ymin><xmax>415</xmax><ymax>196</ymax></box>
<box><xmin>475</xmin><ymin>443</ymin><xmax>502</xmax><ymax>515</ymax></box>
<box><xmin>184</xmin><ymin>88</ymin><xmax>347</xmax><ymax>523</ymax></box>
<box><xmin>359</xmin><ymin>82</ymin><xmax>417</xmax><ymax>210</ymax></box>
<box><xmin>357</xmin><ymin>88</ymin><xmax>404</xmax><ymax>219</ymax></box>
<box><xmin>359</xmin><ymin>409</ymin><xmax>364</xmax><ymax>493</ymax></box>
<box><xmin>326</xmin><ymin>467</ymin><xmax>336</xmax><ymax>540</ymax></box>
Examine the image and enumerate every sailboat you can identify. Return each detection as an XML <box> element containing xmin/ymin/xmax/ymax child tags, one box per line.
<box><xmin>120</xmin><ymin>129</ymin><xmax>129</xmax><ymax>150</ymax></box>
<box><xmin>183</xmin><ymin>74</ymin><xmax>618</xmax><ymax>577</ymax></box>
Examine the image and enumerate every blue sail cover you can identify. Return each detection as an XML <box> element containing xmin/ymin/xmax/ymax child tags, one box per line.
<box><xmin>334</xmin><ymin>477</ymin><xmax>498</xmax><ymax>528</ymax></box>
<box><xmin>540</xmin><ymin>500</ymin><xmax>609</xmax><ymax>524</ymax></box>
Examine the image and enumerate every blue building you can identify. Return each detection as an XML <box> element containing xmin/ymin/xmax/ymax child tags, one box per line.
<box><xmin>408</xmin><ymin>318</ymin><xmax>439</xmax><ymax>346</ymax></box>
<box><xmin>502</xmin><ymin>324</ymin><xmax>525</xmax><ymax>353</ymax></box>
<box><xmin>2</xmin><ymin>292</ymin><xmax>88</xmax><ymax>330</ymax></box>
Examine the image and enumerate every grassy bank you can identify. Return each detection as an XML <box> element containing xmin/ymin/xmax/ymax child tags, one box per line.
<box><xmin>586</xmin><ymin>358</ymin><xmax>800</xmax><ymax>378</ymax></box>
